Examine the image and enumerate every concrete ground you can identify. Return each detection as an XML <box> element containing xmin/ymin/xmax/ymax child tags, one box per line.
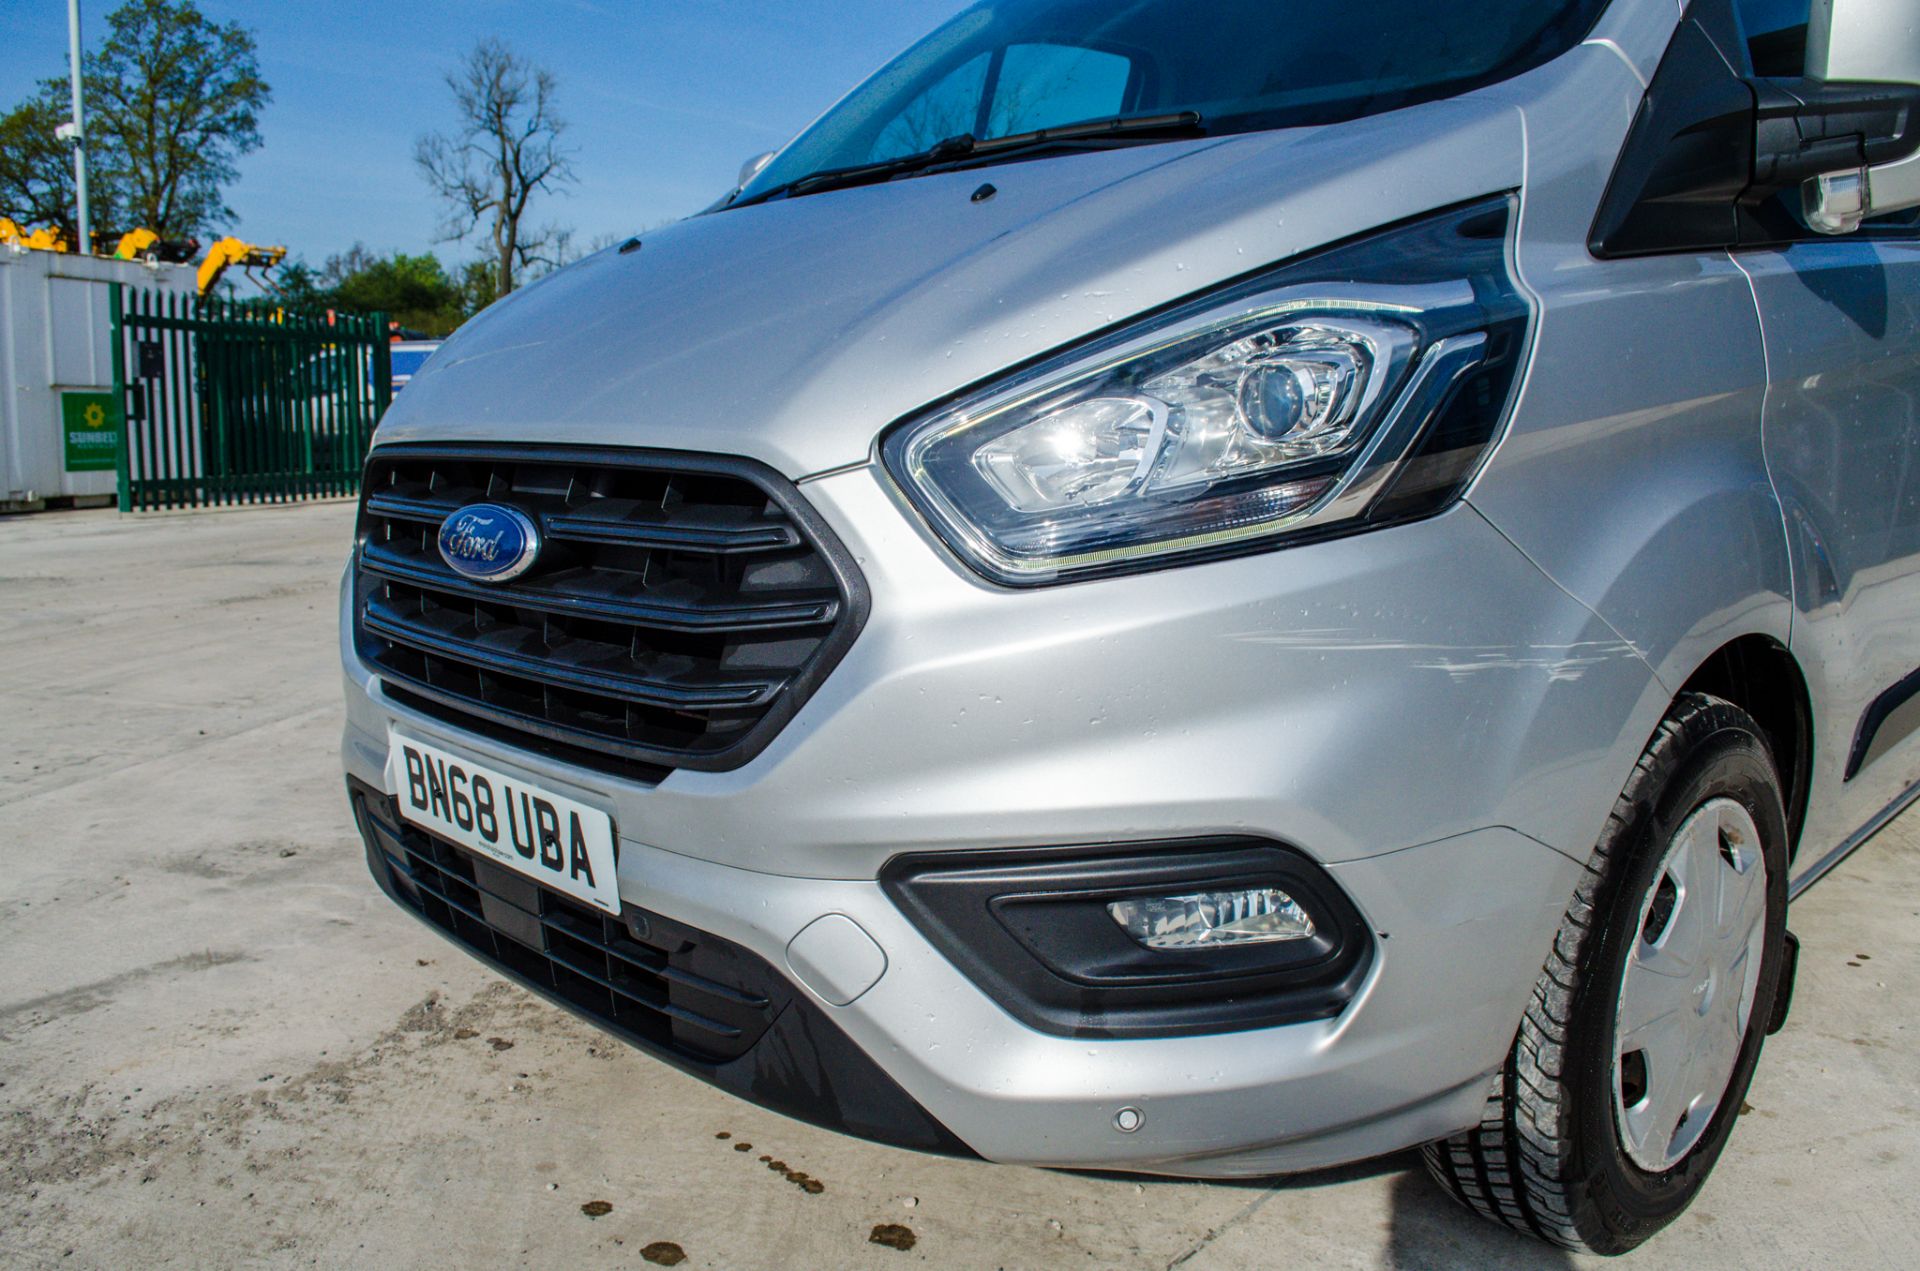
<box><xmin>1</xmin><ymin>499</ymin><xmax>1915</xmax><ymax>1270</ymax></box>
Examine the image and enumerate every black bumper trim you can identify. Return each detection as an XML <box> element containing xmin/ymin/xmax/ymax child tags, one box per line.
<box><xmin>348</xmin><ymin>778</ymin><xmax>975</xmax><ymax>1158</ymax></box>
<box><xmin>883</xmin><ymin>839</ymin><xmax>1375</xmax><ymax>1040</ymax></box>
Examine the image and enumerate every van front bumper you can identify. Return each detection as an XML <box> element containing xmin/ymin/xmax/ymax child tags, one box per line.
<box><xmin>345</xmin><ymin>759</ymin><xmax>1585</xmax><ymax>1173</ymax></box>
<box><xmin>340</xmin><ymin>464</ymin><xmax>1655</xmax><ymax>1176</ymax></box>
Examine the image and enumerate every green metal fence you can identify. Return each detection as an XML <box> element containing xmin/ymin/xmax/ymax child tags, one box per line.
<box><xmin>110</xmin><ymin>287</ymin><xmax>392</xmax><ymax>511</ymax></box>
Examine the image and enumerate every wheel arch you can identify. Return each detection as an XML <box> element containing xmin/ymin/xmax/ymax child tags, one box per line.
<box><xmin>1673</xmin><ymin>635</ymin><xmax>1813</xmax><ymax>858</ymax></box>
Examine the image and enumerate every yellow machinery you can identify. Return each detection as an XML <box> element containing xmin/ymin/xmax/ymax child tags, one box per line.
<box><xmin>112</xmin><ymin>226</ymin><xmax>159</xmax><ymax>259</ymax></box>
<box><xmin>0</xmin><ymin>218</ymin><xmax>72</xmax><ymax>252</ymax></box>
<box><xmin>111</xmin><ymin>227</ymin><xmax>200</xmax><ymax>266</ymax></box>
<box><xmin>4</xmin><ymin>220</ymin><xmax>283</xmax><ymax>296</ymax></box>
<box><xmin>195</xmin><ymin>236</ymin><xmax>286</xmax><ymax>296</ymax></box>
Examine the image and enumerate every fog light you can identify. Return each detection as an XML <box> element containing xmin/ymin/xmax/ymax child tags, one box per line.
<box><xmin>1107</xmin><ymin>888</ymin><xmax>1315</xmax><ymax>950</ymax></box>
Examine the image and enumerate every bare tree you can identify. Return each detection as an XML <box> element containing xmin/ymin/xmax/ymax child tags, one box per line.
<box><xmin>415</xmin><ymin>39</ymin><xmax>574</xmax><ymax>299</ymax></box>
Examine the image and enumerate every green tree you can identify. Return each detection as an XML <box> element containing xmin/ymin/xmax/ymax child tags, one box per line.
<box><xmin>332</xmin><ymin>252</ymin><xmax>463</xmax><ymax>334</ymax></box>
<box><xmin>309</xmin><ymin>244</ymin><xmax>468</xmax><ymax>336</ymax></box>
<box><xmin>0</xmin><ymin>92</ymin><xmax>89</xmax><ymax>237</ymax></box>
<box><xmin>457</xmin><ymin>256</ymin><xmax>502</xmax><ymax>317</ymax></box>
<box><xmin>0</xmin><ymin>0</ymin><xmax>267</xmax><ymax>242</ymax></box>
<box><xmin>83</xmin><ymin>0</ymin><xmax>270</xmax><ymax>237</ymax></box>
<box><xmin>265</xmin><ymin>258</ymin><xmax>328</xmax><ymax>315</ymax></box>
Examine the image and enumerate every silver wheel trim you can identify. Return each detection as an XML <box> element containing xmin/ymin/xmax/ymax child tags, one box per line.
<box><xmin>1612</xmin><ymin>797</ymin><xmax>1769</xmax><ymax>1174</ymax></box>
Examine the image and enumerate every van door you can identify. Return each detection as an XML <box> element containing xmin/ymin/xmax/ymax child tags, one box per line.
<box><xmin>1734</xmin><ymin>2</ymin><xmax>1920</xmax><ymax>877</ymax></box>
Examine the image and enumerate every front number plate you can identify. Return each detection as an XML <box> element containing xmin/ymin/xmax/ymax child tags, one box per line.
<box><xmin>386</xmin><ymin>732</ymin><xmax>621</xmax><ymax>916</ymax></box>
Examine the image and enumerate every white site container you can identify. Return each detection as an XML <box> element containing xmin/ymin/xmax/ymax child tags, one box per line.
<box><xmin>0</xmin><ymin>246</ymin><xmax>197</xmax><ymax>512</ymax></box>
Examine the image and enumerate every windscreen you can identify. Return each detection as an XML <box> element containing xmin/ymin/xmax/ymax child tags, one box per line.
<box><xmin>741</xmin><ymin>0</ymin><xmax>1611</xmax><ymax>198</ymax></box>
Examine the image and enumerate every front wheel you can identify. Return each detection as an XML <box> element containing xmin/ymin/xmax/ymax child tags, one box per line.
<box><xmin>1423</xmin><ymin>693</ymin><xmax>1790</xmax><ymax>1255</ymax></box>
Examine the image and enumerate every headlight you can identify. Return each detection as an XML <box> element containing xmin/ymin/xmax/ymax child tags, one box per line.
<box><xmin>882</xmin><ymin>198</ymin><xmax>1529</xmax><ymax>585</ymax></box>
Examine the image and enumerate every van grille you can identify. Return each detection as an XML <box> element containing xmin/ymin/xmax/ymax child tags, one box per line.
<box><xmin>354</xmin><ymin>445</ymin><xmax>866</xmax><ymax>774</ymax></box>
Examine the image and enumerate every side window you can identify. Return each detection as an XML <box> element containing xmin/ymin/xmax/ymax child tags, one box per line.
<box><xmin>1738</xmin><ymin>0</ymin><xmax>1810</xmax><ymax>76</ymax></box>
<box><xmin>988</xmin><ymin>44</ymin><xmax>1135</xmax><ymax>137</ymax></box>
<box><xmin>870</xmin><ymin>53</ymin><xmax>992</xmax><ymax>162</ymax></box>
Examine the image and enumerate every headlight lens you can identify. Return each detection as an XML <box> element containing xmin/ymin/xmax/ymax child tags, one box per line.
<box><xmin>882</xmin><ymin>199</ymin><xmax>1529</xmax><ymax>585</ymax></box>
<box><xmin>973</xmin><ymin>394</ymin><xmax>1167</xmax><ymax>513</ymax></box>
<box><xmin>971</xmin><ymin>318</ymin><xmax>1403</xmax><ymax>515</ymax></box>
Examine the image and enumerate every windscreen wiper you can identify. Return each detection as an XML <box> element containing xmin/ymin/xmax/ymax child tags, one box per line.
<box><xmin>950</xmin><ymin>109</ymin><xmax>1207</xmax><ymax>163</ymax></box>
<box><xmin>729</xmin><ymin>111</ymin><xmax>1206</xmax><ymax>209</ymax></box>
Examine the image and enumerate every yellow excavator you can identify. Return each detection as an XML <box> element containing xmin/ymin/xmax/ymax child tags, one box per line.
<box><xmin>0</xmin><ymin>217</ymin><xmax>72</xmax><ymax>252</ymax></box>
<box><xmin>3</xmin><ymin>218</ymin><xmax>285</xmax><ymax>295</ymax></box>
<box><xmin>110</xmin><ymin>226</ymin><xmax>197</xmax><ymax>265</ymax></box>
<box><xmin>194</xmin><ymin>236</ymin><xmax>287</xmax><ymax>296</ymax></box>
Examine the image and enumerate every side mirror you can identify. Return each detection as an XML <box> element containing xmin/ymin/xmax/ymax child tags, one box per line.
<box><xmin>737</xmin><ymin>150</ymin><xmax>775</xmax><ymax>190</ymax></box>
<box><xmin>698</xmin><ymin>151</ymin><xmax>782</xmax><ymax>217</ymax></box>
<box><xmin>1592</xmin><ymin>0</ymin><xmax>1920</xmax><ymax>257</ymax></box>
<box><xmin>1751</xmin><ymin>77</ymin><xmax>1920</xmax><ymax>230</ymax></box>
<box><xmin>1799</xmin><ymin>0</ymin><xmax>1920</xmax><ymax>232</ymax></box>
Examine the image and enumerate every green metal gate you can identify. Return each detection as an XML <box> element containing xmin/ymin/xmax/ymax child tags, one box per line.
<box><xmin>110</xmin><ymin>287</ymin><xmax>392</xmax><ymax>511</ymax></box>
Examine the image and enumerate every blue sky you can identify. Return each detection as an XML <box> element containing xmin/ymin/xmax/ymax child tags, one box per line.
<box><xmin>2</xmin><ymin>0</ymin><xmax>966</xmax><ymax>269</ymax></box>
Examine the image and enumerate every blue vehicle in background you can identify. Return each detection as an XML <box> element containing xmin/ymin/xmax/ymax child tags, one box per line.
<box><xmin>387</xmin><ymin>340</ymin><xmax>441</xmax><ymax>394</ymax></box>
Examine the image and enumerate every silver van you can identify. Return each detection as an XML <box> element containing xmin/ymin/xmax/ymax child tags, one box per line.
<box><xmin>340</xmin><ymin>0</ymin><xmax>1920</xmax><ymax>1252</ymax></box>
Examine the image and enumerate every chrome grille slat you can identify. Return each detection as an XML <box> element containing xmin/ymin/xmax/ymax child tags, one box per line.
<box><xmin>362</xmin><ymin>604</ymin><xmax>785</xmax><ymax>710</ymax></box>
<box><xmin>367</xmin><ymin>490</ymin><xmax>805</xmax><ymax>553</ymax></box>
<box><xmin>359</xmin><ymin>540</ymin><xmax>839</xmax><ymax>632</ymax></box>
<box><xmin>362</xmin><ymin>492</ymin><xmax>457</xmax><ymax>524</ymax></box>
<box><xmin>547</xmin><ymin>505</ymin><xmax>803</xmax><ymax>554</ymax></box>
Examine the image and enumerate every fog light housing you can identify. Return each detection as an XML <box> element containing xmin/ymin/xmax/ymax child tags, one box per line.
<box><xmin>881</xmin><ymin>839</ymin><xmax>1374</xmax><ymax>1039</ymax></box>
<box><xmin>1107</xmin><ymin>888</ymin><xmax>1315</xmax><ymax>950</ymax></box>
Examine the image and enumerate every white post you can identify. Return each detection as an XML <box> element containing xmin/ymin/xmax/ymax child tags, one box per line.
<box><xmin>67</xmin><ymin>0</ymin><xmax>90</xmax><ymax>254</ymax></box>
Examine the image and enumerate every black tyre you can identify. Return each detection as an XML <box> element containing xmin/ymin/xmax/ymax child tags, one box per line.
<box><xmin>1423</xmin><ymin>692</ymin><xmax>1790</xmax><ymax>1254</ymax></box>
